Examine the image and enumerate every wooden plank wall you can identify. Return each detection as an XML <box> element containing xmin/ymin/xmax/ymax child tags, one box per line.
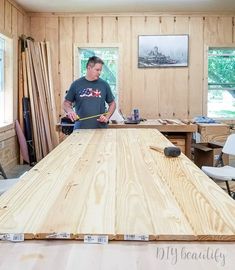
<box><xmin>28</xmin><ymin>13</ymin><xmax>235</xmax><ymax>120</ymax></box>
<box><xmin>0</xmin><ymin>0</ymin><xmax>29</xmax><ymax>171</ymax></box>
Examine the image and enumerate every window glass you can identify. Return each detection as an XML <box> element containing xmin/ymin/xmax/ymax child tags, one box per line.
<box><xmin>208</xmin><ymin>48</ymin><xmax>235</xmax><ymax>118</ymax></box>
<box><xmin>78</xmin><ymin>47</ymin><xmax>118</xmax><ymax>104</ymax></box>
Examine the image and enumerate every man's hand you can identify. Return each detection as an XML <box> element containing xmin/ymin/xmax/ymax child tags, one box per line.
<box><xmin>97</xmin><ymin>113</ymin><xmax>109</xmax><ymax>123</ymax></box>
<box><xmin>67</xmin><ymin>111</ymin><xmax>78</xmax><ymax>122</ymax></box>
<box><xmin>63</xmin><ymin>100</ymin><xmax>77</xmax><ymax>121</ymax></box>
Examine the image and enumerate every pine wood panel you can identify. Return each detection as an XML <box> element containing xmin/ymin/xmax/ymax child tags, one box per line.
<box><xmin>173</xmin><ymin>17</ymin><xmax>189</xmax><ymax>119</ymax></box>
<box><xmin>45</xmin><ymin>17</ymin><xmax>60</xmax><ymax>120</ymax></box>
<box><xmin>143</xmin><ymin>17</ymin><xmax>160</xmax><ymax>118</ymax></box>
<box><xmin>131</xmin><ymin>16</ymin><xmax>145</xmax><ymax>115</ymax></box>
<box><xmin>23</xmin><ymin>14</ymin><xmax>30</xmax><ymax>36</ymax></box>
<box><xmin>0</xmin><ymin>129</ymin><xmax>235</xmax><ymax>241</ymax></box>
<box><xmin>17</xmin><ymin>10</ymin><xmax>23</xmax><ymax>35</ymax></box>
<box><xmin>158</xmin><ymin>17</ymin><xmax>175</xmax><ymax>118</ymax></box>
<box><xmin>0</xmin><ymin>240</ymin><xmax>235</xmax><ymax>270</ymax></box>
<box><xmin>203</xmin><ymin>16</ymin><xmax>233</xmax><ymax>44</ymax></box>
<box><xmin>103</xmin><ymin>16</ymin><xmax>117</xmax><ymax>42</ymax></box>
<box><xmin>59</xmin><ymin>17</ymin><xmax>73</xmax><ymax>101</ymax></box>
<box><xmin>11</xmin><ymin>6</ymin><xmax>17</xmax><ymax>36</ymax></box>
<box><xmin>188</xmin><ymin>17</ymin><xmax>204</xmax><ymax>117</ymax></box>
<box><xmin>115</xmin><ymin>129</ymin><xmax>193</xmax><ymax>239</ymax></box>
<box><xmin>73</xmin><ymin>17</ymin><xmax>88</xmax><ymax>44</ymax></box>
<box><xmin>4</xmin><ymin>0</ymin><xmax>12</xmax><ymax>34</ymax></box>
<box><xmin>0</xmin><ymin>0</ymin><xmax>4</xmax><ymax>31</ymax></box>
<box><xmin>88</xmin><ymin>16</ymin><xmax>102</xmax><ymax>43</ymax></box>
<box><xmin>117</xmin><ymin>16</ymin><xmax>132</xmax><ymax>115</ymax></box>
<box><xmin>30</xmin><ymin>17</ymin><xmax>46</xmax><ymax>41</ymax></box>
<box><xmin>234</xmin><ymin>18</ymin><xmax>235</xmax><ymax>43</ymax></box>
<box><xmin>217</xmin><ymin>17</ymin><xmax>233</xmax><ymax>43</ymax></box>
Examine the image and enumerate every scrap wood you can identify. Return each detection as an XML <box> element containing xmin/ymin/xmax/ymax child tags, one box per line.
<box><xmin>158</xmin><ymin>119</ymin><xmax>167</xmax><ymax>125</ymax></box>
<box><xmin>181</xmin><ymin>119</ymin><xmax>192</xmax><ymax>125</ymax></box>
<box><xmin>164</xmin><ymin>119</ymin><xmax>181</xmax><ymax>125</ymax></box>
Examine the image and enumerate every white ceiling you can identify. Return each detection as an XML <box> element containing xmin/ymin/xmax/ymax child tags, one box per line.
<box><xmin>14</xmin><ymin>0</ymin><xmax>235</xmax><ymax>13</ymax></box>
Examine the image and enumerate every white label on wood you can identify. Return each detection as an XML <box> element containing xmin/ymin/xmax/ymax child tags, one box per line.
<box><xmin>0</xmin><ymin>233</ymin><xmax>24</xmax><ymax>242</ymax></box>
<box><xmin>84</xmin><ymin>235</ymin><xmax>109</xmax><ymax>244</ymax></box>
<box><xmin>46</xmin><ymin>232</ymin><xmax>71</xmax><ymax>239</ymax></box>
<box><xmin>124</xmin><ymin>234</ymin><xmax>149</xmax><ymax>241</ymax></box>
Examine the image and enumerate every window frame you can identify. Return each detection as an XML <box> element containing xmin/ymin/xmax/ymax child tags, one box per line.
<box><xmin>73</xmin><ymin>43</ymin><xmax>122</xmax><ymax>107</ymax></box>
<box><xmin>0</xmin><ymin>31</ymin><xmax>13</xmax><ymax>128</ymax></box>
<box><xmin>204</xmin><ymin>44</ymin><xmax>235</xmax><ymax>119</ymax></box>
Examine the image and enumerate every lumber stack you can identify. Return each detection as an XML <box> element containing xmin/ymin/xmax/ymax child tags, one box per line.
<box><xmin>18</xmin><ymin>37</ymin><xmax>59</xmax><ymax>163</ymax></box>
<box><xmin>0</xmin><ymin>129</ymin><xmax>235</xmax><ymax>241</ymax></box>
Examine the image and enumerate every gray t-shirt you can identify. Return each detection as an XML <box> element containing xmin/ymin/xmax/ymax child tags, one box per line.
<box><xmin>65</xmin><ymin>77</ymin><xmax>115</xmax><ymax>129</ymax></box>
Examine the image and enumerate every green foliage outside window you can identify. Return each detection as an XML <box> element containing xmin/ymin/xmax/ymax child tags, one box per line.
<box><xmin>208</xmin><ymin>48</ymin><xmax>235</xmax><ymax>118</ymax></box>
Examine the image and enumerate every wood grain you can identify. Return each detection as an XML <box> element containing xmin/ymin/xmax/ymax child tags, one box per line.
<box><xmin>0</xmin><ymin>129</ymin><xmax>235</xmax><ymax>241</ymax></box>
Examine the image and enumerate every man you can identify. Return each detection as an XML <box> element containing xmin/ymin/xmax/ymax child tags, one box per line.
<box><xmin>63</xmin><ymin>56</ymin><xmax>116</xmax><ymax>129</ymax></box>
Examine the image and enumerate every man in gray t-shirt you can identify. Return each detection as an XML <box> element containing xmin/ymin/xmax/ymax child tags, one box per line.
<box><xmin>63</xmin><ymin>56</ymin><xmax>116</xmax><ymax>129</ymax></box>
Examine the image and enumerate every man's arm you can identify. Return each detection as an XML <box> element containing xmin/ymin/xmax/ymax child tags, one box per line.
<box><xmin>63</xmin><ymin>99</ymin><xmax>77</xmax><ymax>121</ymax></box>
<box><xmin>98</xmin><ymin>100</ymin><xmax>116</xmax><ymax>123</ymax></box>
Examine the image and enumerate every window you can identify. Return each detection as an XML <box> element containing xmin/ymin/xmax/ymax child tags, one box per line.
<box><xmin>207</xmin><ymin>47</ymin><xmax>235</xmax><ymax>118</ymax></box>
<box><xmin>74</xmin><ymin>45</ymin><xmax>119</xmax><ymax>105</ymax></box>
<box><xmin>0</xmin><ymin>33</ymin><xmax>13</xmax><ymax>127</ymax></box>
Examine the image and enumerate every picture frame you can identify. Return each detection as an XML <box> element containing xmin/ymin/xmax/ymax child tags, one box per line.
<box><xmin>138</xmin><ymin>34</ymin><xmax>189</xmax><ymax>68</ymax></box>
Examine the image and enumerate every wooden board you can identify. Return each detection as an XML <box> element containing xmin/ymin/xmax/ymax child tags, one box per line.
<box><xmin>88</xmin><ymin>16</ymin><xmax>102</xmax><ymax>43</ymax></box>
<box><xmin>117</xmin><ymin>16</ymin><xmax>131</xmax><ymax>115</ymax></box>
<box><xmin>0</xmin><ymin>129</ymin><xmax>235</xmax><ymax>241</ymax></box>
<box><xmin>4</xmin><ymin>0</ymin><xmax>12</xmax><ymax>34</ymax></box>
<box><xmin>0</xmin><ymin>240</ymin><xmax>235</xmax><ymax>270</ymax></box>
<box><xmin>144</xmin><ymin>17</ymin><xmax>160</xmax><ymax>118</ymax></box>
<box><xmin>188</xmin><ymin>17</ymin><xmax>204</xmax><ymax>117</ymax></box>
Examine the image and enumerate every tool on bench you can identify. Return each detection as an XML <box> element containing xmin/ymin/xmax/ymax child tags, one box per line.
<box><xmin>150</xmin><ymin>145</ymin><xmax>181</xmax><ymax>157</ymax></box>
<box><xmin>61</xmin><ymin>112</ymin><xmax>109</xmax><ymax>135</ymax></box>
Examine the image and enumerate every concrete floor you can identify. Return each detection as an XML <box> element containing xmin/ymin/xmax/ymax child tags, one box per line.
<box><xmin>3</xmin><ymin>164</ymin><xmax>32</xmax><ymax>179</ymax></box>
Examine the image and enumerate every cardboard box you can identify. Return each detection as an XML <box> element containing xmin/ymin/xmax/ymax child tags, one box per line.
<box><xmin>197</xmin><ymin>123</ymin><xmax>230</xmax><ymax>143</ymax></box>
<box><xmin>194</xmin><ymin>142</ymin><xmax>229</xmax><ymax>168</ymax></box>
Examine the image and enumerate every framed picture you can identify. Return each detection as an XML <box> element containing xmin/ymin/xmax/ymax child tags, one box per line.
<box><xmin>138</xmin><ymin>35</ymin><xmax>189</xmax><ymax>68</ymax></box>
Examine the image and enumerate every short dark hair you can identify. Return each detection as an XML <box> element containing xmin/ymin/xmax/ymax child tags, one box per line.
<box><xmin>86</xmin><ymin>56</ymin><xmax>104</xmax><ymax>68</ymax></box>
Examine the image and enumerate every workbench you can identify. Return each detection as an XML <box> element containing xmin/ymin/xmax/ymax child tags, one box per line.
<box><xmin>109</xmin><ymin>119</ymin><xmax>197</xmax><ymax>159</ymax></box>
<box><xmin>0</xmin><ymin>129</ymin><xmax>235</xmax><ymax>269</ymax></box>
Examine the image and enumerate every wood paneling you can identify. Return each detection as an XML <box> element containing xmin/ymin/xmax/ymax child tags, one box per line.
<box><xmin>45</xmin><ymin>17</ymin><xmax>60</xmax><ymax>120</ymax></box>
<box><xmin>131</xmin><ymin>16</ymin><xmax>145</xmax><ymax>114</ymax></box>
<box><xmin>73</xmin><ymin>17</ymin><xmax>88</xmax><ymax>43</ymax></box>
<box><xmin>88</xmin><ymin>16</ymin><xmax>102</xmax><ymax>43</ymax></box>
<box><xmin>59</xmin><ymin>17</ymin><xmax>73</xmax><ymax>106</ymax></box>
<box><xmin>0</xmin><ymin>0</ymin><xmax>5</xmax><ymax>31</ymax></box>
<box><xmin>27</xmin><ymin>13</ymin><xmax>235</xmax><ymax>120</ymax></box>
<box><xmin>4</xmin><ymin>0</ymin><xmax>12</xmax><ymax>34</ymax></box>
<box><xmin>30</xmin><ymin>17</ymin><xmax>46</xmax><ymax>41</ymax></box>
<box><xmin>0</xmin><ymin>0</ymin><xmax>28</xmax><ymax>170</ymax></box>
<box><xmin>144</xmin><ymin>17</ymin><xmax>160</xmax><ymax>118</ymax></box>
<box><xmin>159</xmin><ymin>17</ymin><xmax>175</xmax><ymax>118</ymax></box>
<box><xmin>188</xmin><ymin>17</ymin><xmax>204</xmax><ymax>117</ymax></box>
<box><xmin>117</xmin><ymin>16</ymin><xmax>131</xmax><ymax>115</ymax></box>
<box><xmin>103</xmin><ymin>16</ymin><xmax>117</xmax><ymax>42</ymax></box>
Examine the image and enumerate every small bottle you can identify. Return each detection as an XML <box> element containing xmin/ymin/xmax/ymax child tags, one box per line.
<box><xmin>133</xmin><ymin>109</ymin><xmax>139</xmax><ymax>120</ymax></box>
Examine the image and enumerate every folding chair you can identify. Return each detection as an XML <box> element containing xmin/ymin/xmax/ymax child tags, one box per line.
<box><xmin>202</xmin><ymin>134</ymin><xmax>235</xmax><ymax>198</ymax></box>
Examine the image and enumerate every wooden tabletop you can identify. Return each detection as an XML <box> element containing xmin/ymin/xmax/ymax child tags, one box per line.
<box><xmin>0</xmin><ymin>129</ymin><xmax>234</xmax><ymax>241</ymax></box>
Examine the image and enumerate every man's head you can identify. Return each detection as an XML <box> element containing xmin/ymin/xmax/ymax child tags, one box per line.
<box><xmin>86</xmin><ymin>56</ymin><xmax>104</xmax><ymax>81</ymax></box>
